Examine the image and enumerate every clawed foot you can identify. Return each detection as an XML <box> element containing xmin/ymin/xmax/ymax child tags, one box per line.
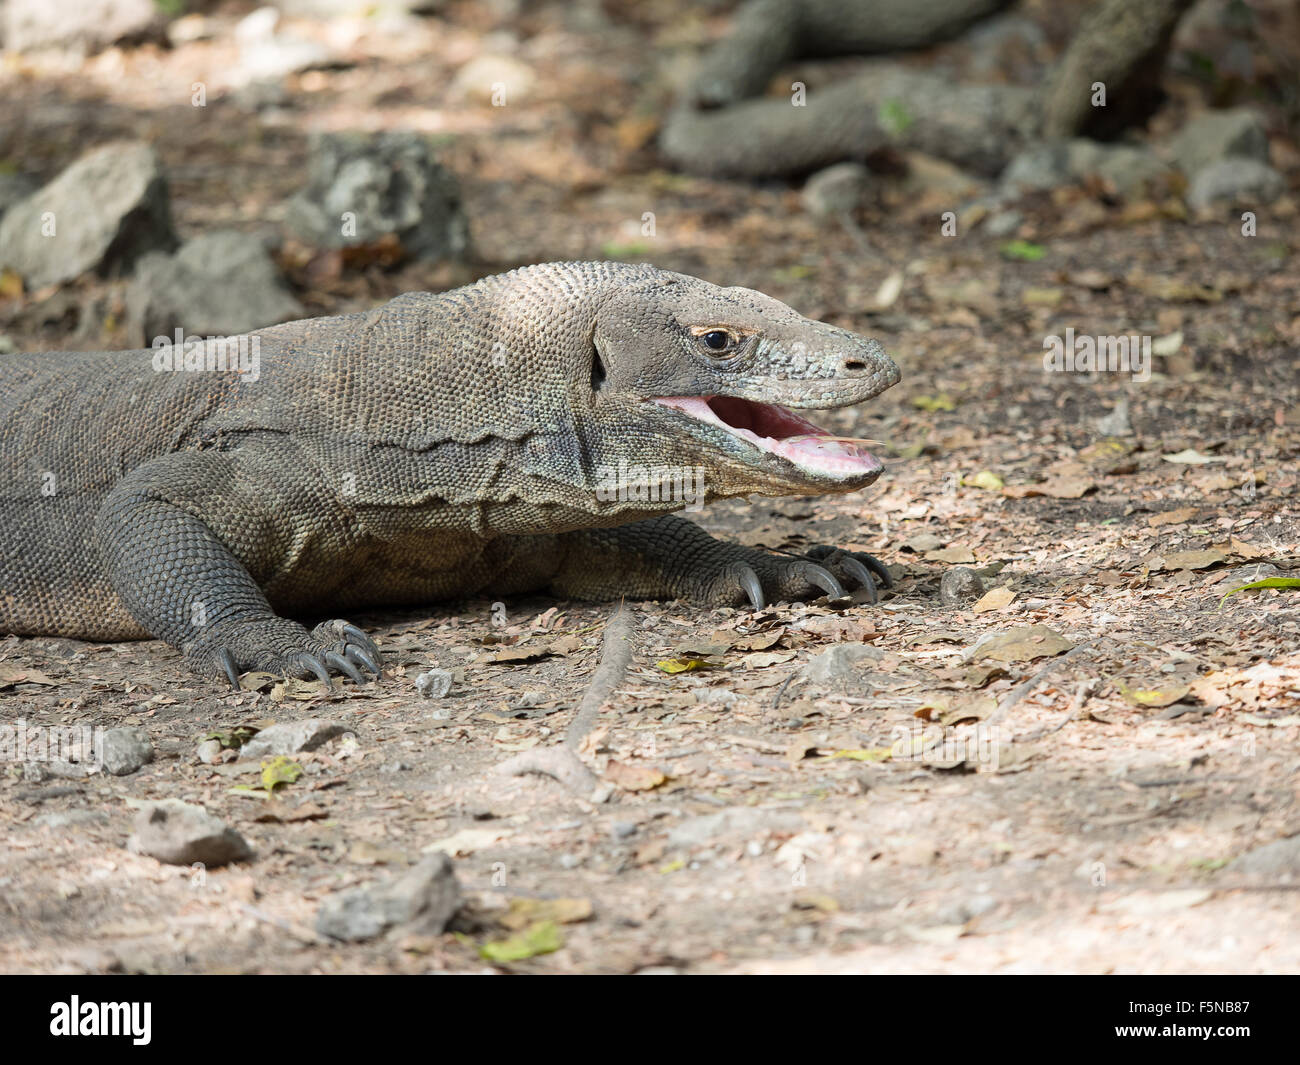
<box><xmin>716</xmin><ymin>543</ymin><xmax>893</xmax><ymax>610</ymax></box>
<box><xmin>190</xmin><ymin>617</ymin><xmax>383</xmax><ymax>690</ymax></box>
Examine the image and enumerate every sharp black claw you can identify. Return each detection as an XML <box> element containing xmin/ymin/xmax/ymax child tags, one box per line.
<box><xmin>218</xmin><ymin>647</ymin><xmax>241</xmax><ymax>690</ymax></box>
<box><xmin>800</xmin><ymin>562</ymin><xmax>846</xmax><ymax>601</ymax></box>
<box><xmin>861</xmin><ymin>554</ymin><xmax>894</xmax><ymax>589</ymax></box>
<box><xmin>341</xmin><ymin>623</ymin><xmax>380</xmax><ymax>660</ymax></box>
<box><xmin>737</xmin><ymin>564</ymin><xmax>765</xmax><ymax>611</ymax></box>
<box><xmin>325</xmin><ymin>651</ymin><xmax>366</xmax><ymax>685</ymax></box>
<box><xmin>293</xmin><ymin>653</ymin><xmax>334</xmax><ymax>689</ymax></box>
<box><xmin>840</xmin><ymin>557</ymin><xmax>879</xmax><ymax>605</ymax></box>
<box><xmin>345</xmin><ymin>644</ymin><xmax>382</xmax><ymax>676</ymax></box>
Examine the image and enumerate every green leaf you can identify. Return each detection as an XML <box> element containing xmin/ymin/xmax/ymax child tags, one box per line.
<box><xmin>601</xmin><ymin>241</ymin><xmax>648</xmax><ymax>259</ymax></box>
<box><xmin>999</xmin><ymin>240</ymin><xmax>1046</xmax><ymax>261</ymax></box>
<box><xmin>656</xmin><ymin>656</ymin><xmax>715</xmax><ymax>674</ymax></box>
<box><xmin>910</xmin><ymin>393</ymin><xmax>956</xmax><ymax>412</ymax></box>
<box><xmin>877</xmin><ymin>99</ymin><xmax>914</xmax><ymax>136</ymax></box>
<box><xmin>201</xmin><ymin>726</ymin><xmax>259</xmax><ymax>750</ymax></box>
<box><xmin>260</xmin><ymin>756</ymin><xmax>303</xmax><ymax>793</ymax></box>
<box><xmin>1218</xmin><ymin>577</ymin><xmax>1300</xmax><ymax>607</ymax></box>
<box><xmin>830</xmin><ymin>747</ymin><xmax>893</xmax><ymax>762</ymax></box>
<box><xmin>479</xmin><ymin>920</ymin><xmax>563</xmax><ymax>962</ymax></box>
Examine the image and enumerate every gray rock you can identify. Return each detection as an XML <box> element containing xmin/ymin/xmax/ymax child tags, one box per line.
<box><xmin>128</xmin><ymin>800</ymin><xmax>252</xmax><ymax>867</ymax></box>
<box><xmin>239</xmin><ymin>718</ymin><xmax>348</xmax><ymax>760</ymax></box>
<box><xmin>1094</xmin><ymin>396</ymin><xmax>1133</xmax><ymax>437</ymax></box>
<box><xmin>983</xmin><ymin>208</ymin><xmax>1023</xmax><ymax>237</ymax></box>
<box><xmin>693</xmin><ymin>686</ymin><xmax>739</xmax><ymax>706</ymax></box>
<box><xmin>3</xmin><ymin>0</ymin><xmax>162</xmax><ymax>54</ymax></box>
<box><xmin>316</xmin><ymin>854</ymin><xmax>460</xmax><ymax>941</ymax></box>
<box><xmin>1187</xmin><ymin>157</ymin><xmax>1285</xmax><ymax>210</ymax></box>
<box><xmin>196</xmin><ymin>738</ymin><xmax>223</xmax><ymax>764</ymax></box>
<box><xmin>0</xmin><ymin>172</ymin><xmax>37</xmax><ymax>223</ymax></box>
<box><xmin>126</xmin><ymin>230</ymin><xmax>303</xmax><ymax>346</ymax></box>
<box><xmin>1166</xmin><ymin>108</ymin><xmax>1270</xmax><ymax>179</ymax></box>
<box><xmin>233</xmin><ymin>8</ymin><xmax>336</xmax><ymax>84</ymax></box>
<box><xmin>802</xmin><ymin>162</ymin><xmax>872</xmax><ymax>217</ymax></box>
<box><xmin>0</xmin><ymin>142</ymin><xmax>176</xmax><ymax>289</ymax></box>
<box><xmin>451</xmin><ymin>54</ymin><xmax>536</xmax><ymax>105</ymax></box>
<box><xmin>803</xmin><ymin>643</ymin><xmax>888</xmax><ymax>684</ymax></box>
<box><xmin>415</xmin><ymin>669</ymin><xmax>454</xmax><ymax>699</ymax></box>
<box><xmin>610</xmin><ymin>820</ymin><xmax>637</xmax><ymax>840</ymax></box>
<box><xmin>668</xmin><ymin>807</ymin><xmax>805</xmax><ymax>849</ymax></box>
<box><xmin>101</xmin><ymin>727</ymin><xmax>153</xmax><ymax>776</ymax></box>
<box><xmin>1228</xmin><ymin>834</ymin><xmax>1300</xmax><ymax>877</ymax></box>
<box><xmin>1001</xmin><ymin>139</ymin><xmax>1174</xmax><ymax>199</ymax></box>
<box><xmin>285</xmin><ymin>131</ymin><xmax>470</xmax><ymax>261</ymax></box>
<box><xmin>940</xmin><ymin>566</ymin><xmax>986</xmax><ymax>606</ymax></box>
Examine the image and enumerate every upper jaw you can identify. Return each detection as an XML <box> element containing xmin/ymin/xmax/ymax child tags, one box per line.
<box><xmin>650</xmin><ymin>393</ymin><xmax>885</xmax><ymax>489</ymax></box>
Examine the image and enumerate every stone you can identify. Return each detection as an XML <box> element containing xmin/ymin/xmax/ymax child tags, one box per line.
<box><xmin>239</xmin><ymin>718</ymin><xmax>348</xmax><ymax>760</ymax></box>
<box><xmin>1228</xmin><ymin>835</ymin><xmax>1300</xmax><ymax>878</ymax></box>
<box><xmin>1165</xmin><ymin>108</ymin><xmax>1270</xmax><ymax>178</ymax></box>
<box><xmin>0</xmin><ymin>142</ymin><xmax>176</xmax><ymax>289</ymax></box>
<box><xmin>415</xmin><ymin>669</ymin><xmax>454</xmax><ymax>699</ymax></box>
<box><xmin>451</xmin><ymin>54</ymin><xmax>535</xmax><ymax>105</ymax></box>
<box><xmin>802</xmin><ymin>162</ymin><xmax>872</xmax><ymax>217</ymax></box>
<box><xmin>3</xmin><ymin>0</ymin><xmax>162</xmax><ymax>55</ymax></box>
<box><xmin>940</xmin><ymin>566</ymin><xmax>985</xmax><ymax>606</ymax></box>
<box><xmin>316</xmin><ymin>854</ymin><xmax>460</xmax><ymax>941</ymax></box>
<box><xmin>1187</xmin><ymin>158</ymin><xmax>1285</xmax><ymax>210</ymax></box>
<box><xmin>126</xmin><ymin>230</ymin><xmax>303</xmax><ymax>346</ymax></box>
<box><xmin>1001</xmin><ymin>138</ymin><xmax>1174</xmax><ymax>199</ymax></box>
<box><xmin>803</xmin><ymin>643</ymin><xmax>888</xmax><ymax>684</ymax></box>
<box><xmin>1094</xmin><ymin>396</ymin><xmax>1133</xmax><ymax>437</ymax></box>
<box><xmin>128</xmin><ymin>800</ymin><xmax>252</xmax><ymax>867</ymax></box>
<box><xmin>101</xmin><ymin>727</ymin><xmax>153</xmax><ymax>776</ymax></box>
<box><xmin>0</xmin><ymin>172</ymin><xmax>37</xmax><ymax>223</ymax></box>
<box><xmin>285</xmin><ymin>131</ymin><xmax>470</xmax><ymax>261</ymax></box>
<box><xmin>668</xmin><ymin>807</ymin><xmax>805</xmax><ymax>849</ymax></box>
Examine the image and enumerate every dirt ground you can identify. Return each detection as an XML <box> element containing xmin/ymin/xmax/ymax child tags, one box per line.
<box><xmin>1</xmin><ymin>0</ymin><xmax>1299</xmax><ymax>973</ymax></box>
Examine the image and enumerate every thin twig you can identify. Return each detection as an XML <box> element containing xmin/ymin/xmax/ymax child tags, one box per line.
<box><xmin>987</xmin><ymin>642</ymin><xmax>1094</xmax><ymax>726</ymax></box>
<box><xmin>1013</xmin><ymin>679</ymin><xmax>1092</xmax><ymax>742</ymax></box>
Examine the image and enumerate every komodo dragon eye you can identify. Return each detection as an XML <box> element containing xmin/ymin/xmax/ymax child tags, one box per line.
<box><xmin>699</xmin><ymin>329</ymin><xmax>734</xmax><ymax>352</ymax></box>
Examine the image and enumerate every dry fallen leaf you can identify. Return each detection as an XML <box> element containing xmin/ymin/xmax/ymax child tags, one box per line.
<box><xmin>972</xmin><ymin>587</ymin><xmax>1016</xmax><ymax>614</ymax></box>
<box><xmin>424</xmin><ymin>827</ymin><xmax>511</xmax><ymax>857</ymax></box>
<box><xmin>1003</xmin><ymin>477</ymin><xmax>1096</xmax><ymax>499</ymax></box>
<box><xmin>1162</xmin><ymin>448</ymin><xmax>1223</xmax><ymax>465</ymax></box>
<box><xmin>1154</xmin><ymin>549</ymin><xmax>1227</xmax><ymax>572</ymax></box>
<box><xmin>925</xmin><ymin>546</ymin><xmax>977</xmax><ymax>564</ymax></box>
<box><xmin>604</xmin><ymin>760</ymin><xmax>667</xmax><ymax>792</ymax></box>
<box><xmin>1115</xmin><ymin>681</ymin><xmax>1192</xmax><ymax>708</ymax></box>
<box><xmin>498</xmin><ymin>896</ymin><xmax>594</xmax><ymax>931</ymax></box>
<box><xmin>1147</xmin><ymin>507</ymin><xmax>1198</xmax><ymax>527</ymax></box>
<box><xmin>970</xmin><ymin>624</ymin><xmax>1075</xmax><ymax>664</ymax></box>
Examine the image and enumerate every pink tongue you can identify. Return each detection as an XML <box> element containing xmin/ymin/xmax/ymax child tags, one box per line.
<box><xmin>772</xmin><ymin>434</ymin><xmax>882</xmax><ymax>473</ymax></box>
<box><xmin>653</xmin><ymin>397</ymin><xmax>882</xmax><ymax>475</ymax></box>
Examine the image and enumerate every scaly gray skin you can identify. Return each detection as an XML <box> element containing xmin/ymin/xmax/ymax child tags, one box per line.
<box><xmin>687</xmin><ymin>0</ymin><xmax>1015</xmax><ymax>108</ymax></box>
<box><xmin>0</xmin><ymin>262</ymin><xmax>899</xmax><ymax>687</ymax></box>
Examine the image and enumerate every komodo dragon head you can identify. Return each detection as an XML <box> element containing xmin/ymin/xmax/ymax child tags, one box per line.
<box><xmin>582</xmin><ymin>266</ymin><xmax>900</xmax><ymax>502</ymax></box>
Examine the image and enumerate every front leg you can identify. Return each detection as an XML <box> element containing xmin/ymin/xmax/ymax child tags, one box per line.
<box><xmin>94</xmin><ymin>450</ymin><xmax>381</xmax><ymax>686</ymax></box>
<box><xmin>548</xmin><ymin>515</ymin><xmax>891</xmax><ymax>609</ymax></box>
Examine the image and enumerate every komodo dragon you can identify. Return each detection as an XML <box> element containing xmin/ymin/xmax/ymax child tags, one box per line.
<box><xmin>0</xmin><ymin>261</ymin><xmax>900</xmax><ymax>687</ymax></box>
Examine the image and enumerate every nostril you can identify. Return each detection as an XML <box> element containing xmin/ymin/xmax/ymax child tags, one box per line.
<box><xmin>843</xmin><ymin>360</ymin><xmax>866</xmax><ymax>371</ymax></box>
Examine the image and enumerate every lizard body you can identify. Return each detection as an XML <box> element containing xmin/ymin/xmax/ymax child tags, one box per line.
<box><xmin>0</xmin><ymin>261</ymin><xmax>899</xmax><ymax>685</ymax></box>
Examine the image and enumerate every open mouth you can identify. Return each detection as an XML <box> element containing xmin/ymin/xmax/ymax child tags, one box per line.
<box><xmin>652</xmin><ymin>395</ymin><xmax>883</xmax><ymax>480</ymax></box>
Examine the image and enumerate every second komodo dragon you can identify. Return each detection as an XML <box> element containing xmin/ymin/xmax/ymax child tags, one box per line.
<box><xmin>1</xmin><ymin>261</ymin><xmax>900</xmax><ymax>687</ymax></box>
